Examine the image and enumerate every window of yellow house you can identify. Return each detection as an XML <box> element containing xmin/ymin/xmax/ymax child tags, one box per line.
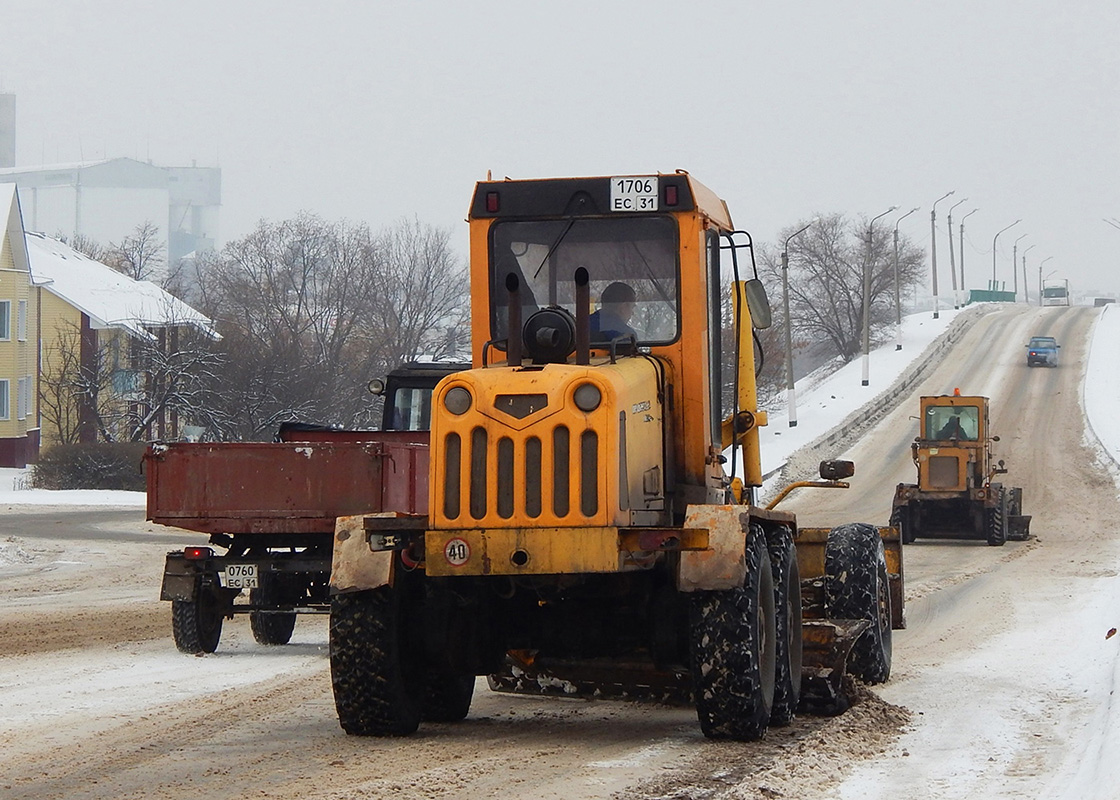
<box><xmin>17</xmin><ymin>376</ymin><xmax>30</xmax><ymax>420</ymax></box>
<box><xmin>0</xmin><ymin>301</ymin><xmax>9</xmax><ymax>341</ymax></box>
<box><xmin>0</xmin><ymin>379</ymin><xmax>9</xmax><ymax>419</ymax></box>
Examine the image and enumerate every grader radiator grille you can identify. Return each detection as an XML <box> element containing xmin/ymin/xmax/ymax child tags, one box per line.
<box><xmin>928</xmin><ymin>455</ymin><xmax>959</xmax><ymax>489</ymax></box>
<box><xmin>440</xmin><ymin>425</ymin><xmax>600</xmax><ymax>524</ymax></box>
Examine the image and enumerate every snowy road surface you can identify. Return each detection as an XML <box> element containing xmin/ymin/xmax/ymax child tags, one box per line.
<box><xmin>1</xmin><ymin>303</ymin><xmax>1118</xmax><ymax>799</ymax></box>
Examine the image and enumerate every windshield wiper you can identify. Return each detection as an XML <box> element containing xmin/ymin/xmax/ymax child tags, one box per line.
<box><xmin>532</xmin><ymin>218</ymin><xmax>576</xmax><ymax>280</ymax></box>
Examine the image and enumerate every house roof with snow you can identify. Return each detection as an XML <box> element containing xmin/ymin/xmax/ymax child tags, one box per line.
<box><xmin>1</xmin><ymin>183</ymin><xmax>30</xmax><ymax>271</ymax></box>
<box><xmin>24</xmin><ymin>231</ymin><xmax>218</xmax><ymax>341</ymax></box>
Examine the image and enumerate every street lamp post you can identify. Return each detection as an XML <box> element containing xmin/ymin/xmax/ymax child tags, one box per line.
<box><xmin>863</xmin><ymin>206</ymin><xmax>898</xmax><ymax>386</ymax></box>
<box><xmin>1012</xmin><ymin>233</ymin><xmax>1028</xmax><ymax>300</ymax></box>
<box><xmin>960</xmin><ymin>208</ymin><xmax>978</xmax><ymax>299</ymax></box>
<box><xmin>1021</xmin><ymin>244</ymin><xmax>1036</xmax><ymax>305</ymax></box>
<box><xmin>781</xmin><ymin>220</ymin><xmax>815</xmax><ymax>427</ymax></box>
<box><xmin>1039</xmin><ymin>255</ymin><xmax>1054</xmax><ymax>306</ymax></box>
<box><xmin>893</xmin><ymin>207</ymin><xmax>919</xmax><ymax>350</ymax></box>
<box><xmin>946</xmin><ymin>198</ymin><xmax>968</xmax><ymax>308</ymax></box>
<box><xmin>930</xmin><ymin>191</ymin><xmax>955</xmax><ymax>318</ymax></box>
<box><xmin>991</xmin><ymin>220</ymin><xmax>1022</xmax><ymax>292</ymax></box>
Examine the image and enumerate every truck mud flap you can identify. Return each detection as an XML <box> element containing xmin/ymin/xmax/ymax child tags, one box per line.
<box><xmin>798</xmin><ymin>619</ymin><xmax>870</xmax><ymax>716</ymax></box>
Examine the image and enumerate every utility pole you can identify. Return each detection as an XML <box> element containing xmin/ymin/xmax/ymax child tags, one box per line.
<box><xmin>1039</xmin><ymin>256</ymin><xmax>1054</xmax><ymax>306</ymax></box>
<box><xmin>992</xmin><ymin>220</ymin><xmax>1021</xmax><ymax>292</ymax></box>
<box><xmin>947</xmin><ymin>198</ymin><xmax>967</xmax><ymax>308</ymax></box>
<box><xmin>960</xmin><ymin>208</ymin><xmax>978</xmax><ymax>300</ymax></box>
<box><xmin>1021</xmin><ymin>244</ymin><xmax>1036</xmax><ymax>305</ymax></box>
<box><xmin>930</xmin><ymin>191</ymin><xmax>955</xmax><ymax>318</ymax></box>
<box><xmin>893</xmin><ymin>207</ymin><xmax>919</xmax><ymax>350</ymax></box>
<box><xmin>781</xmin><ymin>220</ymin><xmax>815</xmax><ymax>427</ymax></box>
<box><xmin>863</xmin><ymin>206</ymin><xmax>898</xmax><ymax>386</ymax></box>
<box><xmin>1012</xmin><ymin>233</ymin><xmax>1028</xmax><ymax>301</ymax></box>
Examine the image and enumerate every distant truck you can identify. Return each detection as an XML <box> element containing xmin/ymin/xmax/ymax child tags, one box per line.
<box><xmin>147</xmin><ymin>361</ymin><xmax>466</xmax><ymax>653</ymax></box>
<box><xmin>1041</xmin><ymin>279</ymin><xmax>1070</xmax><ymax>307</ymax></box>
<box><xmin>891</xmin><ymin>393</ymin><xmax>1030</xmax><ymax>546</ymax></box>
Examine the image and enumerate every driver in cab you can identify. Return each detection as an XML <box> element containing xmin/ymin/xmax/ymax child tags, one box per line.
<box><xmin>590</xmin><ymin>281</ymin><xmax>638</xmax><ymax>341</ymax></box>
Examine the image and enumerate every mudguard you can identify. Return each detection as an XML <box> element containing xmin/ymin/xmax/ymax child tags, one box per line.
<box><xmin>330</xmin><ymin>514</ymin><xmax>395</xmax><ymax>593</ymax></box>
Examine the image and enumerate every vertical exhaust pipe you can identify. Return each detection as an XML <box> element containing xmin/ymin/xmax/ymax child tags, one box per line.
<box><xmin>506</xmin><ymin>273</ymin><xmax>522</xmax><ymax>367</ymax></box>
<box><xmin>575</xmin><ymin>267</ymin><xmax>590</xmax><ymax>365</ymax></box>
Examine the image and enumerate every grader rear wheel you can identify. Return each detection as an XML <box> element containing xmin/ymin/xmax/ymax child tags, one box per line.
<box><xmin>689</xmin><ymin>524</ymin><xmax>776</xmax><ymax>741</ymax></box>
<box><xmin>825</xmin><ymin>523</ymin><xmax>892</xmax><ymax>684</ymax></box>
<box><xmin>764</xmin><ymin>524</ymin><xmax>802</xmax><ymax>727</ymax></box>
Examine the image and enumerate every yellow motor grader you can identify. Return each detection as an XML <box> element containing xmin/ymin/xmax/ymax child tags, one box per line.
<box><xmin>891</xmin><ymin>393</ymin><xmax>1030</xmax><ymax>546</ymax></box>
<box><xmin>328</xmin><ymin>172</ymin><xmax>903</xmax><ymax>741</ymax></box>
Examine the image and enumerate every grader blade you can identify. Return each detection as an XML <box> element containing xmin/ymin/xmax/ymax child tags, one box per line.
<box><xmin>1008</xmin><ymin>514</ymin><xmax>1032</xmax><ymax>541</ymax></box>
<box><xmin>487</xmin><ymin>653</ymin><xmax>694</xmax><ymax>705</ymax></box>
<box><xmin>798</xmin><ymin>619</ymin><xmax>870</xmax><ymax>715</ymax></box>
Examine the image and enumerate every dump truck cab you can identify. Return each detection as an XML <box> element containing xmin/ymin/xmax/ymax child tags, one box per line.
<box><xmin>329</xmin><ymin>172</ymin><xmax>901</xmax><ymax>741</ymax></box>
<box><xmin>892</xmin><ymin>392</ymin><xmax>1030</xmax><ymax>545</ymax></box>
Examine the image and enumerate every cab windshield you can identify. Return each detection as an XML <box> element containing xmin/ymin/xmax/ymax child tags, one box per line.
<box><xmin>386</xmin><ymin>385</ymin><xmax>434</xmax><ymax>431</ymax></box>
<box><xmin>489</xmin><ymin>216</ymin><xmax>679</xmax><ymax>346</ymax></box>
<box><xmin>924</xmin><ymin>404</ymin><xmax>980</xmax><ymax>441</ymax></box>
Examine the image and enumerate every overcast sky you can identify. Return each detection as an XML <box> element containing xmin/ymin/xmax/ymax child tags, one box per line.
<box><xmin>3</xmin><ymin>1</ymin><xmax>1118</xmax><ymax>296</ymax></box>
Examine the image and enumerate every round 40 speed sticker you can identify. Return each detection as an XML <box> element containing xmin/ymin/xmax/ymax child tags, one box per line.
<box><xmin>444</xmin><ymin>537</ymin><xmax>470</xmax><ymax>566</ymax></box>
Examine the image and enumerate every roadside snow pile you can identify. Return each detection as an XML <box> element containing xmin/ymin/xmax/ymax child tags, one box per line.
<box><xmin>1083</xmin><ymin>303</ymin><xmax>1120</xmax><ymax>480</ymax></box>
<box><xmin>0</xmin><ymin>536</ymin><xmax>36</xmax><ymax>566</ymax></box>
<box><xmin>0</xmin><ymin>467</ymin><xmax>145</xmax><ymax>507</ymax></box>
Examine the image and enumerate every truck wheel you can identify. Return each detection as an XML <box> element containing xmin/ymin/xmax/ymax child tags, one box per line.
<box><xmin>171</xmin><ymin>588</ymin><xmax>224</xmax><ymax>654</ymax></box>
<box><xmin>689</xmin><ymin>524</ymin><xmax>776</xmax><ymax>740</ymax></box>
<box><xmin>422</xmin><ymin>675</ymin><xmax>475</xmax><ymax>722</ymax></box>
<box><xmin>987</xmin><ymin>485</ymin><xmax>1008</xmax><ymax>547</ymax></box>
<box><xmin>249</xmin><ymin>576</ymin><xmax>297</xmax><ymax>646</ymax></box>
<box><xmin>764</xmin><ymin>524</ymin><xmax>801</xmax><ymax>727</ymax></box>
<box><xmin>825</xmin><ymin>523</ymin><xmax>892</xmax><ymax>684</ymax></box>
<box><xmin>330</xmin><ymin>585</ymin><xmax>423</xmax><ymax>736</ymax></box>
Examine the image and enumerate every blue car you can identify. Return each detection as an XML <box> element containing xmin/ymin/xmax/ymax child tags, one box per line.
<box><xmin>1026</xmin><ymin>336</ymin><xmax>1059</xmax><ymax>367</ymax></box>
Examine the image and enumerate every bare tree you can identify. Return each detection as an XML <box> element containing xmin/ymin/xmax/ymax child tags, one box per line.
<box><xmin>760</xmin><ymin>213</ymin><xmax>926</xmax><ymax>363</ymax></box>
<box><xmin>106</xmin><ymin>221</ymin><xmax>166</xmax><ymax>282</ymax></box>
<box><xmin>56</xmin><ymin>232</ymin><xmax>108</xmax><ymax>263</ymax></box>
<box><xmin>192</xmin><ymin>214</ymin><xmax>469</xmax><ymax>439</ymax></box>
<box><xmin>38</xmin><ymin>317</ymin><xmax>225</xmax><ymax>445</ymax></box>
<box><xmin>38</xmin><ymin>325</ymin><xmax>96</xmax><ymax>446</ymax></box>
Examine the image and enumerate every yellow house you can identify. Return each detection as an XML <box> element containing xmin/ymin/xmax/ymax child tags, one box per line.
<box><xmin>0</xmin><ymin>184</ymin><xmax>39</xmax><ymax>467</ymax></box>
<box><xmin>25</xmin><ymin>231</ymin><xmax>217</xmax><ymax>450</ymax></box>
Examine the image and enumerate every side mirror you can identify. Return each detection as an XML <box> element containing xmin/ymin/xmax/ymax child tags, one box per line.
<box><xmin>819</xmin><ymin>459</ymin><xmax>855</xmax><ymax>480</ymax></box>
<box><xmin>368</xmin><ymin>378</ymin><xmax>386</xmax><ymax>396</ymax></box>
<box><xmin>991</xmin><ymin>434</ymin><xmax>1000</xmax><ymax>442</ymax></box>
<box><xmin>744</xmin><ymin>279</ymin><xmax>772</xmax><ymax>330</ymax></box>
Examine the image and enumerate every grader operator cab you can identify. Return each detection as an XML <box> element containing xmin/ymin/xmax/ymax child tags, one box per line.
<box><xmin>328</xmin><ymin>172</ymin><xmax>903</xmax><ymax>741</ymax></box>
<box><xmin>891</xmin><ymin>393</ymin><xmax>1030</xmax><ymax>546</ymax></box>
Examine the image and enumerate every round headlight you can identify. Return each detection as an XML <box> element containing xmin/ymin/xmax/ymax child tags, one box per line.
<box><xmin>573</xmin><ymin>383</ymin><xmax>602</xmax><ymax>412</ymax></box>
<box><xmin>444</xmin><ymin>387</ymin><xmax>472</xmax><ymax>415</ymax></box>
<box><xmin>367</xmin><ymin>378</ymin><xmax>385</xmax><ymax>396</ymax></box>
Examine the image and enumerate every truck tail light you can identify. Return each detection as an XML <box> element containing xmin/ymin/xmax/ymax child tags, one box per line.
<box><xmin>184</xmin><ymin>546</ymin><xmax>213</xmax><ymax>560</ymax></box>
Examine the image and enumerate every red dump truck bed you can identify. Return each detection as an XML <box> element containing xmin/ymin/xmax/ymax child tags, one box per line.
<box><xmin>145</xmin><ymin>431</ymin><xmax>430</xmax><ymax>535</ymax></box>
